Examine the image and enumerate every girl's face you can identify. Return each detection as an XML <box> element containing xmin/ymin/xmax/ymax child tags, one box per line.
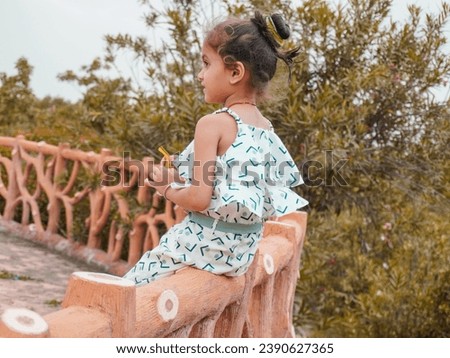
<box><xmin>197</xmin><ymin>43</ymin><xmax>232</xmax><ymax>104</ymax></box>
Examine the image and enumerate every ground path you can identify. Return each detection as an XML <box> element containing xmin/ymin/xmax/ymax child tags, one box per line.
<box><xmin>0</xmin><ymin>225</ymin><xmax>106</xmax><ymax>317</ymax></box>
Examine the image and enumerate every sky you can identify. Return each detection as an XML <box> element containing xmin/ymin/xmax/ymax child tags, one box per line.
<box><xmin>0</xmin><ymin>0</ymin><xmax>449</xmax><ymax>102</ymax></box>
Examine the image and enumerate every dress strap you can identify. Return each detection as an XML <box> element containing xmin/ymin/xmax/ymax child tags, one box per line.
<box><xmin>215</xmin><ymin>107</ymin><xmax>274</xmax><ymax>132</ymax></box>
<box><xmin>214</xmin><ymin>107</ymin><xmax>243</xmax><ymax>124</ymax></box>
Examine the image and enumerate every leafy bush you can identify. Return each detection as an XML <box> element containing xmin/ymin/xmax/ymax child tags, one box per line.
<box><xmin>295</xmin><ymin>198</ymin><xmax>450</xmax><ymax>337</ymax></box>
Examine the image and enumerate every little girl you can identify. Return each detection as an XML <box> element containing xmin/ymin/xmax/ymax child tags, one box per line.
<box><xmin>123</xmin><ymin>11</ymin><xmax>308</xmax><ymax>286</ymax></box>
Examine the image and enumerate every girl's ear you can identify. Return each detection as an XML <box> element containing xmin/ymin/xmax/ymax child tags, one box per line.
<box><xmin>229</xmin><ymin>61</ymin><xmax>246</xmax><ymax>84</ymax></box>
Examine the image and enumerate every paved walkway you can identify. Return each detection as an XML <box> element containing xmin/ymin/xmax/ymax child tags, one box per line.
<box><xmin>0</xmin><ymin>225</ymin><xmax>106</xmax><ymax>317</ymax></box>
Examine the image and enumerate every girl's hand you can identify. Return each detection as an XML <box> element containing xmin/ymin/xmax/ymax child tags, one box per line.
<box><xmin>145</xmin><ymin>165</ymin><xmax>167</xmax><ymax>195</ymax></box>
<box><xmin>159</xmin><ymin>156</ymin><xmax>186</xmax><ymax>184</ymax></box>
<box><xmin>145</xmin><ymin>165</ymin><xmax>181</xmax><ymax>196</ymax></box>
<box><xmin>160</xmin><ymin>154</ymin><xmax>175</xmax><ymax>169</ymax></box>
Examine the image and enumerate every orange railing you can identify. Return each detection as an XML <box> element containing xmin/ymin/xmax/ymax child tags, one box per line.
<box><xmin>0</xmin><ymin>135</ymin><xmax>183</xmax><ymax>274</ymax></box>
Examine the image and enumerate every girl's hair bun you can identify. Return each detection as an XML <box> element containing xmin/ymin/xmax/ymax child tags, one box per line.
<box><xmin>270</xmin><ymin>13</ymin><xmax>290</xmax><ymax>40</ymax></box>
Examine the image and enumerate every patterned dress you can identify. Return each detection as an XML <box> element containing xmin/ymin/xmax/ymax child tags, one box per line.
<box><xmin>123</xmin><ymin>107</ymin><xmax>308</xmax><ymax>286</ymax></box>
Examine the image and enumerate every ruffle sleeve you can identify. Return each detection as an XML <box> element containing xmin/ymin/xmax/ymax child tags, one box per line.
<box><xmin>205</xmin><ymin>130</ymin><xmax>308</xmax><ymax>218</ymax></box>
<box><xmin>263</xmin><ymin>132</ymin><xmax>309</xmax><ymax>217</ymax></box>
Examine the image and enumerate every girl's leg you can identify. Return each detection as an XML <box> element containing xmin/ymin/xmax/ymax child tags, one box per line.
<box><xmin>123</xmin><ymin>245</ymin><xmax>187</xmax><ymax>286</ymax></box>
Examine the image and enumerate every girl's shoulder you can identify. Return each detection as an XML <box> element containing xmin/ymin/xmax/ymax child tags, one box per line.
<box><xmin>195</xmin><ymin>111</ymin><xmax>238</xmax><ymax>132</ymax></box>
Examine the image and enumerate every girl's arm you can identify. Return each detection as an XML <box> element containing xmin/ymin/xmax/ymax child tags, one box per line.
<box><xmin>147</xmin><ymin>114</ymin><xmax>220</xmax><ymax>211</ymax></box>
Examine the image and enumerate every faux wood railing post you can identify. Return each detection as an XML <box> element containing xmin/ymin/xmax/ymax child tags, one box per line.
<box><xmin>273</xmin><ymin>212</ymin><xmax>308</xmax><ymax>337</ymax></box>
<box><xmin>0</xmin><ymin>153</ymin><xmax>18</xmax><ymax>222</ymax></box>
<box><xmin>12</xmin><ymin>138</ymin><xmax>42</xmax><ymax>231</ymax></box>
<box><xmin>87</xmin><ymin>149</ymin><xmax>111</xmax><ymax>249</ymax></box>
<box><xmin>59</xmin><ymin>272</ymin><xmax>136</xmax><ymax>337</ymax></box>
<box><xmin>45</xmin><ymin>142</ymin><xmax>69</xmax><ymax>234</ymax></box>
<box><xmin>214</xmin><ymin>253</ymin><xmax>259</xmax><ymax>337</ymax></box>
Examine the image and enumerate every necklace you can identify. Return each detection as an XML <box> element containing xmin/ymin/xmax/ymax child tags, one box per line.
<box><xmin>226</xmin><ymin>100</ymin><xmax>257</xmax><ymax>107</ymax></box>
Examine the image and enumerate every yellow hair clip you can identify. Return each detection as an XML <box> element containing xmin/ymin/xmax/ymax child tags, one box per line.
<box><xmin>158</xmin><ymin>146</ymin><xmax>172</xmax><ymax>168</ymax></box>
<box><xmin>265</xmin><ymin>16</ymin><xmax>284</xmax><ymax>46</ymax></box>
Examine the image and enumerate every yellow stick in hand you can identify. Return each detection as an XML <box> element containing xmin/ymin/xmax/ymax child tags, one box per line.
<box><xmin>158</xmin><ymin>146</ymin><xmax>172</xmax><ymax>168</ymax></box>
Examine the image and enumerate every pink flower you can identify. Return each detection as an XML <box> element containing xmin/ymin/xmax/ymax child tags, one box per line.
<box><xmin>383</xmin><ymin>222</ymin><xmax>392</xmax><ymax>231</ymax></box>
